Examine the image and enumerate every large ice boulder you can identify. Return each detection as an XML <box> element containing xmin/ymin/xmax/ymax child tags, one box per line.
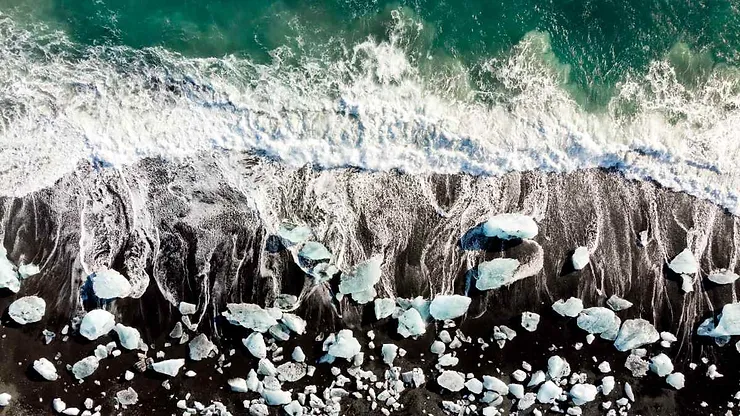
<box><xmin>338</xmin><ymin>256</ymin><xmax>382</xmax><ymax>304</ymax></box>
<box><xmin>698</xmin><ymin>302</ymin><xmax>740</xmax><ymax>337</ymax></box>
<box><xmin>79</xmin><ymin>310</ymin><xmax>116</xmax><ymax>340</ymax></box>
<box><xmin>222</xmin><ymin>303</ymin><xmax>278</xmax><ymax>333</ymax></box>
<box><xmin>90</xmin><ymin>270</ymin><xmax>132</xmax><ymax>299</ymax></box>
<box><xmin>0</xmin><ymin>248</ymin><xmax>20</xmax><ymax>293</ymax></box>
<box><xmin>8</xmin><ymin>296</ymin><xmax>46</xmax><ymax>325</ymax></box>
<box><xmin>476</xmin><ymin>258</ymin><xmax>520</xmax><ymax>291</ymax></box>
<box><xmin>613</xmin><ymin>318</ymin><xmax>659</xmax><ymax>351</ymax></box>
<box><xmin>429</xmin><ymin>295</ymin><xmax>471</xmax><ymax>321</ymax></box>
<box><xmin>482</xmin><ymin>214</ymin><xmax>538</xmax><ymax>240</ymax></box>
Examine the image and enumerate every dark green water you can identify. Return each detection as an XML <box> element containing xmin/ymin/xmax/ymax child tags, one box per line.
<box><xmin>3</xmin><ymin>0</ymin><xmax>739</xmax><ymax>107</ymax></box>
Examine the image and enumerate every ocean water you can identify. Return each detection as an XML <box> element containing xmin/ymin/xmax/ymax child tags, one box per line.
<box><xmin>1</xmin><ymin>0</ymin><xmax>740</xmax><ymax>211</ymax></box>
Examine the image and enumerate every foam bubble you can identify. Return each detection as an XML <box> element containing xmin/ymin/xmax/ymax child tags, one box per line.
<box><xmin>1</xmin><ymin>15</ymin><xmax>739</xmax><ymax>213</ymax></box>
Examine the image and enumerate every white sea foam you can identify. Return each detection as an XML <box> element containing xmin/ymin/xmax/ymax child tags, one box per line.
<box><xmin>1</xmin><ymin>14</ymin><xmax>739</xmax><ymax>213</ymax></box>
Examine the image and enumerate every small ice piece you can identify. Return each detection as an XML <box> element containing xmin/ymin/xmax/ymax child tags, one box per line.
<box><xmin>326</xmin><ymin>330</ymin><xmax>361</xmax><ymax>359</ymax></box>
<box><xmin>430</xmin><ymin>340</ymin><xmax>445</xmax><ymax>355</ymax></box>
<box><xmin>476</xmin><ymin>258</ymin><xmax>520</xmax><ymax>291</ymax></box>
<box><xmin>571</xmin><ymin>247</ymin><xmax>589</xmax><ymax>270</ymax></box>
<box><xmin>552</xmin><ymin>298</ymin><xmax>584</xmax><ymax>317</ymax></box>
<box><xmin>228</xmin><ymin>378</ymin><xmax>249</xmax><ymax>393</ymax></box>
<box><xmin>397</xmin><ymin>308</ymin><xmax>426</xmax><ymax>338</ymax></box>
<box><xmin>33</xmin><ymin>358</ymin><xmax>59</xmax><ymax>381</ymax></box>
<box><xmin>114</xmin><ymin>324</ymin><xmax>141</xmax><ymax>350</ymax></box>
<box><xmin>613</xmin><ymin>318</ymin><xmax>660</xmax><ymax>351</ymax></box>
<box><xmin>189</xmin><ymin>334</ymin><xmax>217</xmax><ymax>361</ymax></box>
<box><xmin>437</xmin><ymin>371</ymin><xmax>465</xmax><ymax>392</ymax></box>
<box><xmin>601</xmin><ymin>376</ymin><xmax>615</xmax><ymax>395</ymax></box>
<box><xmin>381</xmin><ymin>344</ymin><xmax>398</xmax><ymax>366</ymax></box>
<box><xmin>482</xmin><ymin>213</ymin><xmax>538</xmax><ymax>240</ymax></box>
<box><xmin>429</xmin><ymin>295</ymin><xmax>471</xmax><ymax>321</ymax></box>
<box><xmin>666</xmin><ymin>372</ymin><xmax>685</xmax><ymax>390</ymax></box>
<box><xmin>483</xmin><ymin>376</ymin><xmax>509</xmax><ymax>395</ymax></box>
<box><xmin>707</xmin><ymin>269</ymin><xmax>739</xmax><ymax>285</ymax></box>
<box><xmin>262</xmin><ymin>389</ymin><xmax>292</xmax><ymax>406</ymax></box>
<box><xmin>0</xmin><ymin>393</ymin><xmax>10</xmax><ymax>407</ymax></box>
<box><xmin>116</xmin><ymin>387</ymin><xmax>138</xmax><ymax>406</ymax></box>
<box><xmin>374</xmin><ymin>298</ymin><xmax>396</xmax><ymax>320</ymax></box>
<box><xmin>338</xmin><ymin>257</ymin><xmax>382</xmax><ymax>303</ymax></box>
<box><xmin>276</xmin><ymin>223</ymin><xmax>313</xmax><ymax>246</ymax></box>
<box><xmin>521</xmin><ymin>312</ymin><xmax>541</xmax><ymax>332</ymax></box>
<box><xmin>42</xmin><ymin>329</ymin><xmax>55</xmax><ymax>345</ymax></box>
<box><xmin>0</xmin><ymin>248</ymin><xmax>20</xmax><ymax>293</ymax></box>
<box><xmin>606</xmin><ymin>295</ymin><xmax>633</xmax><ymax>311</ymax></box>
<box><xmin>72</xmin><ymin>356</ymin><xmax>100</xmax><ymax>380</ymax></box>
<box><xmin>52</xmin><ymin>398</ymin><xmax>66</xmax><ymax>413</ymax></box>
<box><xmin>681</xmin><ymin>274</ymin><xmax>694</xmax><ymax>292</ymax></box>
<box><xmin>527</xmin><ymin>370</ymin><xmax>546</xmax><ymax>387</ymax></box>
<box><xmin>94</xmin><ymin>344</ymin><xmax>108</xmax><ymax>360</ymax></box>
<box><xmin>577</xmin><ymin>307</ymin><xmax>621</xmax><ymax>340</ymax></box>
<box><xmin>291</xmin><ymin>347</ymin><xmax>305</xmax><ymax>363</ymax></box>
<box><xmin>244</xmin><ymin>333</ymin><xmax>267</xmax><ymax>359</ymax></box>
<box><xmin>222</xmin><ymin>303</ymin><xmax>278</xmax><ymax>333</ymax></box>
<box><xmin>280</xmin><ymin>313</ymin><xmax>307</xmax><ymax>335</ymax></box>
<box><xmin>89</xmin><ymin>270</ymin><xmax>132</xmax><ymax>299</ymax></box>
<box><xmin>509</xmin><ymin>383</ymin><xmax>525</xmax><ymax>399</ymax></box>
<box><xmin>79</xmin><ymin>310</ymin><xmax>116</xmax><ymax>340</ymax></box>
<box><xmin>547</xmin><ymin>356</ymin><xmax>571</xmax><ymax>380</ymax></box>
<box><xmin>537</xmin><ymin>380</ymin><xmax>563</xmax><ymax>404</ymax></box>
<box><xmin>668</xmin><ymin>248</ymin><xmax>698</xmax><ymax>275</ymax></box>
<box><xmin>660</xmin><ymin>331</ymin><xmax>677</xmax><ymax>342</ymax></box>
<box><xmin>707</xmin><ymin>364</ymin><xmax>723</xmax><ymax>380</ymax></box>
<box><xmin>298</xmin><ymin>242</ymin><xmax>332</xmax><ymax>261</ymax></box>
<box><xmin>8</xmin><ymin>296</ymin><xmax>46</xmax><ymax>324</ymax></box>
<box><xmin>570</xmin><ymin>384</ymin><xmax>598</xmax><ymax>405</ymax></box>
<box><xmin>151</xmin><ymin>359</ymin><xmax>185</xmax><ymax>377</ymax></box>
<box><xmin>178</xmin><ymin>302</ymin><xmax>197</xmax><ymax>315</ymax></box>
<box><xmin>649</xmin><ymin>354</ymin><xmax>674</xmax><ymax>377</ymax></box>
<box><xmin>598</xmin><ymin>362</ymin><xmax>611</xmax><ymax>373</ymax></box>
<box><xmin>465</xmin><ymin>378</ymin><xmax>483</xmax><ymax>394</ymax></box>
<box><xmin>624</xmin><ymin>382</ymin><xmax>635</xmax><ymax>401</ymax></box>
<box><xmin>125</xmin><ymin>370</ymin><xmax>134</xmax><ymax>381</ymax></box>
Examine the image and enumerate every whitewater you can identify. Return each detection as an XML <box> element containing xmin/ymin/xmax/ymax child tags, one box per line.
<box><xmin>1</xmin><ymin>12</ymin><xmax>740</xmax><ymax>213</ymax></box>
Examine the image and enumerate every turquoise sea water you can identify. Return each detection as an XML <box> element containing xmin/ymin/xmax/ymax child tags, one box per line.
<box><xmin>4</xmin><ymin>0</ymin><xmax>739</xmax><ymax>107</ymax></box>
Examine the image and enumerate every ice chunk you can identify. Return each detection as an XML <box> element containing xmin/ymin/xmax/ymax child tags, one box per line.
<box><xmin>666</xmin><ymin>372</ymin><xmax>685</xmax><ymax>390</ymax></box>
<box><xmin>90</xmin><ymin>270</ymin><xmax>132</xmax><ymax>299</ymax></box>
<box><xmin>547</xmin><ymin>356</ymin><xmax>571</xmax><ymax>380</ymax></box>
<box><xmin>72</xmin><ymin>356</ymin><xmax>100</xmax><ymax>380</ymax></box>
<box><xmin>552</xmin><ymin>297</ymin><xmax>584</xmax><ymax>317</ymax></box>
<box><xmin>701</xmin><ymin>303</ymin><xmax>740</xmax><ymax>337</ymax></box>
<box><xmin>298</xmin><ymin>242</ymin><xmax>331</xmax><ymax>261</ymax></box>
<box><xmin>482</xmin><ymin>376</ymin><xmax>509</xmax><ymax>395</ymax></box>
<box><xmin>276</xmin><ymin>224</ymin><xmax>312</xmax><ymax>246</ymax></box>
<box><xmin>508</xmin><ymin>383</ymin><xmax>525</xmax><ymax>399</ymax></box>
<box><xmin>396</xmin><ymin>296</ymin><xmax>432</xmax><ymax>321</ymax></box>
<box><xmin>243</xmin><ymin>332</ymin><xmax>267</xmax><ymax>359</ymax></box>
<box><xmin>151</xmin><ymin>359</ymin><xmax>185</xmax><ymax>377</ymax></box>
<box><xmin>326</xmin><ymin>330</ymin><xmax>361</xmax><ymax>359</ymax></box>
<box><xmin>476</xmin><ymin>258</ymin><xmax>520</xmax><ymax>291</ymax></box>
<box><xmin>601</xmin><ymin>376</ymin><xmax>615</xmax><ymax>395</ymax></box>
<box><xmin>537</xmin><ymin>380</ymin><xmax>562</xmax><ymax>404</ymax></box>
<box><xmin>668</xmin><ymin>248</ymin><xmax>698</xmax><ymax>275</ymax></box>
<box><xmin>0</xmin><ymin>393</ymin><xmax>10</xmax><ymax>407</ymax></box>
<box><xmin>275</xmin><ymin>294</ymin><xmax>298</xmax><ymax>310</ymax></box>
<box><xmin>482</xmin><ymin>214</ymin><xmax>538</xmax><ymax>240</ymax></box>
<box><xmin>291</xmin><ymin>347</ymin><xmax>305</xmax><ymax>363</ymax></box>
<box><xmin>178</xmin><ymin>302</ymin><xmax>197</xmax><ymax>315</ymax></box>
<box><xmin>527</xmin><ymin>370</ymin><xmax>546</xmax><ymax>387</ymax></box>
<box><xmin>189</xmin><ymin>334</ymin><xmax>217</xmax><ymax>361</ymax></box>
<box><xmin>79</xmin><ymin>310</ymin><xmax>116</xmax><ymax>340</ymax></box>
<box><xmin>570</xmin><ymin>384</ymin><xmax>597</xmax><ymax>405</ymax></box>
<box><xmin>606</xmin><ymin>295</ymin><xmax>633</xmax><ymax>311</ymax></box>
<box><xmin>116</xmin><ymin>387</ymin><xmax>138</xmax><ymax>407</ymax></box>
<box><xmin>465</xmin><ymin>378</ymin><xmax>483</xmax><ymax>394</ymax></box>
<box><xmin>114</xmin><ymin>324</ymin><xmax>141</xmax><ymax>350</ymax></box>
<box><xmin>397</xmin><ymin>308</ymin><xmax>426</xmax><ymax>338</ymax></box>
<box><xmin>280</xmin><ymin>313</ymin><xmax>307</xmax><ymax>335</ymax></box>
<box><xmin>228</xmin><ymin>378</ymin><xmax>248</xmax><ymax>393</ymax></box>
<box><xmin>258</xmin><ymin>359</ymin><xmax>277</xmax><ymax>376</ymax></box>
<box><xmin>33</xmin><ymin>358</ymin><xmax>58</xmax><ymax>381</ymax></box>
<box><xmin>262</xmin><ymin>389</ymin><xmax>292</xmax><ymax>406</ymax></box>
<box><xmin>649</xmin><ymin>353</ymin><xmax>674</xmax><ymax>377</ymax></box>
<box><xmin>222</xmin><ymin>303</ymin><xmax>278</xmax><ymax>333</ymax></box>
<box><xmin>521</xmin><ymin>312</ymin><xmax>540</xmax><ymax>332</ymax></box>
<box><xmin>437</xmin><ymin>371</ymin><xmax>465</xmax><ymax>392</ymax></box>
<box><xmin>276</xmin><ymin>362</ymin><xmax>306</xmax><ymax>382</ymax></box>
<box><xmin>571</xmin><ymin>247</ymin><xmax>589</xmax><ymax>270</ymax></box>
<box><xmin>576</xmin><ymin>307</ymin><xmax>621</xmax><ymax>340</ymax></box>
<box><xmin>381</xmin><ymin>344</ymin><xmax>398</xmax><ymax>366</ymax></box>
<box><xmin>8</xmin><ymin>296</ymin><xmax>46</xmax><ymax>324</ymax></box>
<box><xmin>374</xmin><ymin>298</ymin><xmax>396</xmax><ymax>320</ymax></box>
<box><xmin>613</xmin><ymin>319</ymin><xmax>660</xmax><ymax>351</ymax></box>
<box><xmin>707</xmin><ymin>269</ymin><xmax>739</xmax><ymax>285</ymax></box>
<box><xmin>18</xmin><ymin>263</ymin><xmax>40</xmax><ymax>279</ymax></box>
<box><xmin>338</xmin><ymin>257</ymin><xmax>382</xmax><ymax>303</ymax></box>
<box><xmin>0</xmin><ymin>248</ymin><xmax>20</xmax><ymax>293</ymax></box>
<box><xmin>429</xmin><ymin>295</ymin><xmax>471</xmax><ymax>321</ymax></box>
